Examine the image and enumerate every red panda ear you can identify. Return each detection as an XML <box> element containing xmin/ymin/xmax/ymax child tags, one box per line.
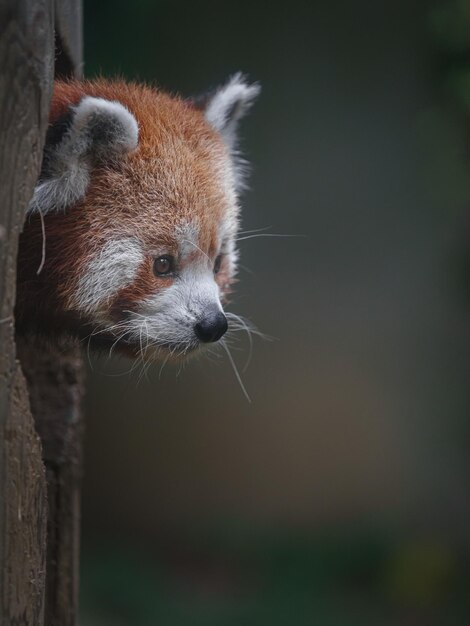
<box><xmin>200</xmin><ymin>73</ymin><xmax>260</xmax><ymax>150</ymax></box>
<box><xmin>28</xmin><ymin>96</ymin><xmax>139</xmax><ymax>215</ymax></box>
<box><xmin>192</xmin><ymin>73</ymin><xmax>260</xmax><ymax>191</ymax></box>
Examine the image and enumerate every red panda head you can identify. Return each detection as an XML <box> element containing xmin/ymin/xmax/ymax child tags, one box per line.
<box><xmin>17</xmin><ymin>75</ymin><xmax>260</xmax><ymax>360</ymax></box>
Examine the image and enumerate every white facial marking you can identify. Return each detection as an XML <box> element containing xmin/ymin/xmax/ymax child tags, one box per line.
<box><xmin>217</xmin><ymin>212</ymin><xmax>238</xmax><ymax>275</ymax></box>
<box><xmin>176</xmin><ymin>220</ymin><xmax>200</xmax><ymax>259</ymax></box>
<box><xmin>73</xmin><ymin>237</ymin><xmax>144</xmax><ymax>314</ymax></box>
<box><xmin>127</xmin><ymin>263</ymin><xmax>222</xmax><ymax>350</ymax></box>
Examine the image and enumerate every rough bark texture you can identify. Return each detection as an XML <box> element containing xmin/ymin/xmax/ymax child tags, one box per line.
<box><xmin>0</xmin><ymin>1</ymin><xmax>84</xmax><ymax>624</ymax></box>
<box><xmin>2</xmin><ymin>366</ymin><xmax>47</xmax><ymax>625</ymax></box>
<box><xmin>21</xmin><ymin>5</ymin><xmax>85</xmax><ymax>624</ymax></box>
<box><xmin>17</xmin><ymin>340</ymin><xmax>84</xmax><ymax>626</ymax></box>
<box><xmin>0</xmin><ymin>2</ymin><xmax>54</xmax><ymax>624</ymax></box>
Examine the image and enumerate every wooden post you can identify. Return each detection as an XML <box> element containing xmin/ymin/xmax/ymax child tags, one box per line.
<box><xmin>0</xmin><ymin>1</ymin><xmax>84</xmax><ymax>624</ymax></box>
<box><xmin>17</xmin><ymin>340</ymin><xmax>85</xmax><ymax>626</ymax></box>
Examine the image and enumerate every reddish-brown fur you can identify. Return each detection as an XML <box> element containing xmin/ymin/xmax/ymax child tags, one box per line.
<box><xmin>17</xmin><ymin>79</ymin><xmax>235</xmax><ymax>337</ymax></box>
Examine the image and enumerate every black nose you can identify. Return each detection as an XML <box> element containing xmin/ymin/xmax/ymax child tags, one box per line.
<box><xmin>194</xmin><ymin>311</ymin><xmax>228</xmax><ymax>343</ymax></box>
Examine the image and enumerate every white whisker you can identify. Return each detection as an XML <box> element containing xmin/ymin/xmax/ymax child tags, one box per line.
<box><xmin>221</xmin><ymin>339</ymin><xmax>251</xmax><ymax>403</ymax></box>
<box><xmin>36</xmin><ymin>207</ymin><xmax>47</xmax><ymax>275</ymax></box>
<box><xmin>108</xmin><ymin>328</ymin><xmax>133</xmax><ymax>358</ymax></box>
<box><xmin>182</xmin><ymin>238</ymin><xmax>211</xmax><ymax>263</ymax></box>
<box><xmin>236</xmin><ymin>233</ymin><xmax>304</xmax><ymax>242</ymax></box>
<box><xmin>159</xmin><ymin>353</ymin><xmax>171</xmax><ymax>379</ymax></box>
<box><xmin>226</xmin><ymin>312</ymin><xmax>253</xmax><ymax>371</ymax></box>
<box><xmin>238</xmin><ymin>226</ymin><xmax>272</xmax><ymax>236</ymax></box>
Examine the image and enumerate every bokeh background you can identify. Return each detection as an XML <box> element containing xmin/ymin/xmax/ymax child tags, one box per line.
<box><xmin>81</xmin><ymin>1</ymin><xmax>470</xmax><ymax>624</ymax></box>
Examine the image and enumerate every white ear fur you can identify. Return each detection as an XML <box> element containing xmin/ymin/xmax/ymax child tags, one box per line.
<box><xmin>28</xmin><ymin>96</ymin><xmax>139</xmax><ymax>215</ymax></box>
<box><xmin>204</xmin><ymin>73</ymin><xmax>260</xmax><ymax>149</ymax></box>
<box><xmin>74</xmin><ymin>97</ymin><xmax>139</xmax><ymax>154</ymax></box>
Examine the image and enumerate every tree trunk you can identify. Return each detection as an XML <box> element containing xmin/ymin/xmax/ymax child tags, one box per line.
<box><xmin>0</xmin><ymin>1</ymin><xmax>84</xmax><ymax>624</ymax></box>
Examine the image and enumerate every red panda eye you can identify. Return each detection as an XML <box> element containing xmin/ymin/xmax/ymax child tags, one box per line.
<box><xmin>214</xmin><ymin>254</ymin><xmax>223</xmax><ymax>274</ymax></box>
<box><xmin>153</xmin><ymin>255</ymin><xmax>174</xmax><ymax>276</ymax></box>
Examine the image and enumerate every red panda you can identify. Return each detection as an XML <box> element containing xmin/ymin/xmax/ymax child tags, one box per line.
<box><xmin>16</xmin><ymin>75</ymin><xmax>259</xmax><ymax>360</ymax></box>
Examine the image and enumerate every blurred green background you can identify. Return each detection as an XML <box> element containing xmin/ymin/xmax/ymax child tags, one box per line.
<box><xmin>81</xmin><ymin>1</ymin><xmax>470</xmax><ymax>624</ymax></box>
